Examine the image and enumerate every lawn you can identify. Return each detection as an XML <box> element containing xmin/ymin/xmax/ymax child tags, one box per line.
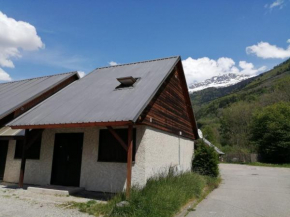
<box><xmin>222</xmin><ymin>162</ymin><xmax>290</xmax><ymax>168</ymax></box>
<box><xmin>245</xmin><ymin>162</ymin><xmax>290</xmax><ymax>168</ymax></box>
<box><xmin>69</xmin><ymin>171</ymin><xmax>220</xmax><ymax>217</ymax></box>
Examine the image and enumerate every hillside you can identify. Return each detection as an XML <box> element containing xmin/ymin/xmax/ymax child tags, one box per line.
<box><xmin>190</xmin><ymin>58</ymin><xmax>290</xmax><ymax>153</ymax></box>
<box><xmin>190</xmin><ymin>75</ymin><xmax>256</xmax><ymax>106</ymax></box>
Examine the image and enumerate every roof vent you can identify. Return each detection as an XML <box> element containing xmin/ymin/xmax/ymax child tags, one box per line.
<box><xmin>115</xmin><ymin>76</ymin><xmax>140</xmax><ymax>90</ymax></box>
<box><xmin>117</xmin><ymin>76</ymin><xmax>137</xmax><ymax>86</ymax></box>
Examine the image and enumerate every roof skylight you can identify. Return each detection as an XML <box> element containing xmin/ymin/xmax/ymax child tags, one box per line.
<box><xmin>116</xmin><ymin>76</ymin><xmax>137</xmax><ymax>86</ymax></box>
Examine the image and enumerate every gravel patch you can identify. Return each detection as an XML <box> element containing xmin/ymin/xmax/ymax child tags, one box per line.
<box><xmin>0</xmin><ymin>185</ymin><xmax>99</xmax><ymax>217</ymax></box>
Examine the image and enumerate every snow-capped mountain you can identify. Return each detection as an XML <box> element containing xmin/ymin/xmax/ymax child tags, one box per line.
<box><xmin>188</xmin><ymin>73</ymin><xmax>253</xmax><ymax>92</ymax></box>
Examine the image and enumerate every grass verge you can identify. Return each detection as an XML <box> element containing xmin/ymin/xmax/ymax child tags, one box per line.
<box><xmin>68</xmin><ymin>172</ymin><xmax>220</xmax><ymax>217</ymax></box>
<box><xmin>222</xmin><ymin>162</ymin><xmax>290</xmax><ymax>168</ymax></box>
<box><xmin>244</xmin><ymin>162</ymin><xmax>290</xmax><ymax>168</ymax></box>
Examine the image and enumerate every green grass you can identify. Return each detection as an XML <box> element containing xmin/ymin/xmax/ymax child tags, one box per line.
<box><xmin>245</xmin><ymin>162</ymin><xmax>290</xmax><ymax>168</ymax></box>
<box><xmin>69</xmin><ymin>172</ymin><xmax>220</xmax><ymax>217</ymax></box>
<box><xmin>222</xmin><ymin>162</ymin><xmax>290</xmax><ymax>168</ymax></box>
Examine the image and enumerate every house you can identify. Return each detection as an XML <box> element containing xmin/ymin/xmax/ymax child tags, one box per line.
<box><xmin>4</xmin><ymin>56</ymin><xmax>199</xmax><ymax>194</ymax></box>
<box><xmin>0</xmin><ymin>72</ymin><xmax>80</xmax><ymax>180</ymax></box>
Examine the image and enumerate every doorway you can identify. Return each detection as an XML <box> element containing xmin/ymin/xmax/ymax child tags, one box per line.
<box><xmin>51</xmin><ymin>133</ymin><xmax>84</xmax><ymax>187</ymax></box>
<box><xmin>0</xmin><ymin>140</ymin><xmax>9</xmax><ymax>180</ymax></box>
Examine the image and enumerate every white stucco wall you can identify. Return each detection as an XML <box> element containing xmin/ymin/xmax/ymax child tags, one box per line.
<box><xmin>143</xmin><ymin>127</ymin><xmax>194</xmax><ymax>180</ymax></box>
<box><xmin>3</xmin><ymin>140</ymin><xmax>20</xmax><ymax>183</ymax></box>
<box><xmin>3</xmin><ymin>126</ymin><xmax>194</xmax><ymax>193</ymax></box>
<box><xmin>79</xmin><ymin>126</ymin><xmax>147</xmax><ymax>192</ymax></box>
<box><xmin>3</xmin><ymin>127</ymin><xmax>147</xmax><ymax>192</ymax></box>
<box><xmin>3</xmin><ymin>130</ymin><xmax>57</xmax><ymax>185</ymax></box>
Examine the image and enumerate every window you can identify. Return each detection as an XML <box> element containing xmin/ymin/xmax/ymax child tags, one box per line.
<box><xmin>98</xmin><ymin>129</ymin><xmax>136</xmax><ymax>163</ymax></box>
<box><xmin>14</xmin><ymin>136</ymin><xmax>42</xmax><ymax>160</ymax></box>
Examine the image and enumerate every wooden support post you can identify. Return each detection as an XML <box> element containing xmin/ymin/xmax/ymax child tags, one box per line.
<box><xmin>126</xmin><ymin>125</ymin><xmax>133</xmax><ymax>199</ymax></box>
<box><xmin>19</xmin><ymin>129</ymin><xmax>29</xmax><ymax>188</ymax></box>
<box><xmin>107</xmin><ymin>126</ymin><xmax>128</xmax><ymax>151</ymax></box>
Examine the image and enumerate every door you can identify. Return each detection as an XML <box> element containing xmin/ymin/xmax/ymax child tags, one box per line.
<box><xmin>51</xmin><ymin>133</ymin><xmax>83</xmax><ymax>187</ymax></box>
<box><xmin>0</xmin><ymin>140</ymin><xmax>9</xmax><ymax>180</ymax></box>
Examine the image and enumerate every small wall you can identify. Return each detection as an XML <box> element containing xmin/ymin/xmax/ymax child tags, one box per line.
<box><xmin>222</xmin><ymin>153</ymin><xmax>259</xmax><ymax>163</ymax></box>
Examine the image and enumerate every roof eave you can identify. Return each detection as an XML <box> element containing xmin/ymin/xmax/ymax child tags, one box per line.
<box><xmin>9</xmin><ymin>120</ymin><xmax>134</xmax><ymax>130</ymax></box>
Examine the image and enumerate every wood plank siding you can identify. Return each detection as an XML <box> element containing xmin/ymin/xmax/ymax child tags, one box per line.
<box><xmin>139</xmin><ymin>61</ymin><xmax>197</xmax><ymax>140</ymax></box>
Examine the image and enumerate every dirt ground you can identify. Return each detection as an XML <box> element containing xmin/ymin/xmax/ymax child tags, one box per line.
<box><xmin>0</xmin><ymin>184</ymin><xmax>98</xmax><ymax>217</ymax></box>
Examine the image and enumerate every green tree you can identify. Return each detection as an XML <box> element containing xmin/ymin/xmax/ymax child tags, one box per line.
<box><xmin>202</xmin><ymin>125</ymin><xmax>220</xmax><ymax>145</ymax></box>
<box><xmin>219</xmin><ymin>101</ymin><xmax>255</xmax><ymax>150</ymax></box>
<box><xmin>251</xmin><ymin>102</ymin><xmax>290</xmax><ymax>163</ymax></box>
<box><xmin>192</xmin><ymin>142</ymin><xmax>219</xmax><ymax>177</ymax></box>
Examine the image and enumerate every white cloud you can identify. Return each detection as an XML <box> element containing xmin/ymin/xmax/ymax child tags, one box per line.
<box><xmin>0</xmin><ymin>11</ymin><xmax>44</xmax><ymax>81</ymax></box>
<box><xmin>0</xmin><ymin>68</ymin><xmax>11</xmax><ymax>81</ymax></box>
<box><xmin>246</xmin><ymin>40</ymin><xmax>290</xmax><ymax>59</ymax></box>
<box><xmin>77</xmin><ymin>71</ymin><xmax>85</xmax><ymax>78</ymax></box>
<box><xmin>265</xmin><ymin>0</ymin><xmax>285</xmax><ymax>9</ymax></box>
<box><xmin>182</xmin><ymin>57</ymin><xmax>266</xmax><ymax>84</ymax></box>
<box><xmin>239</xmin><ymin>61</ymin><xmax>267</xmax><ymax>75</ymax></box>
<box><xmin>109</xmin><ymin>61</ymin><xmax>118</xmax><ymax>66</ymax></box>
<box><xmin>287</xmin><ymin>39</ymin><xmax>290</xmax><ymax>43</ymax></box>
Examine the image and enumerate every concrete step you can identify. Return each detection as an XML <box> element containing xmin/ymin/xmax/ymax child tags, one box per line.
<box><xmin>27</xmin><ymin>185</ymin><xmax>84</xmax><ymax>196</ymax></box>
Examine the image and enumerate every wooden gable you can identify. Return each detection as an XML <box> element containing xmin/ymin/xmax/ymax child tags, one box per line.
<box><xmin>138</xmin><ymin>60</ymin><xmax>198</xmax><ymax>140</ymax></box>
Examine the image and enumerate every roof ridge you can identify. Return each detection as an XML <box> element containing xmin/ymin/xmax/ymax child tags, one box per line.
<box><xmin>0</xmin><ymin>71</ymin><xmax>78</xmax><ymax>85</ymax></box>
<box><xmin>96</xmin><ymin>56</ymin><xmax>180</xmax><ymax>70</ymax></box>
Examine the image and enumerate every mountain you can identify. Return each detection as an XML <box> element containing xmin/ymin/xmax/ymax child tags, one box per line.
<box><xmin>190</xmin><ymin>58</ymin><xmax>290</xmax><ymax>153</ymax></box>
<box><xmin>190</xmin><ymin>75</ymin><xmax>257</xmax><ymax>106</ymax></box>
<box><xmin>188</xmin><ymin>73</ymin><xmax>253</xmax><ymax>92</ymax></box>
<box><xmin>191</xmin><ymin>58</ymin><xmax>290</xmax><ymax>111</ymax></box>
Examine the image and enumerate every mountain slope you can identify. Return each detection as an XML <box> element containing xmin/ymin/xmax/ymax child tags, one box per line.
<box><xmin>190</xmin><ymin>58</ymin><xmax>290</xmax><ymax>152</ymax></box>
<box><xmin>190</xmin><ymin>75</ymin><xmax>256</xmax><ymax>106</ymax></box>
<box><xmin>191</xmin><ymin>58</ymin><xmax>290</xmax><ymax>115</ymax></box>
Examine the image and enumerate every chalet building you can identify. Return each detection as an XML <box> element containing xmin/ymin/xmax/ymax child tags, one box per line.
<box><xmin>4</xmin><ymin>56</ymin><xmax>199</xmax><ymax>194</ymax></box>
<box><xmin>0</xmin><ymin>72</ymin><xmax>80</xmax><ymax>180</ymax></box>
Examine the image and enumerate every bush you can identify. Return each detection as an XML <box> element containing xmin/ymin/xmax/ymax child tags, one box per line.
<box><xmin>192</xmin><ymin>143</ymin><xmax>219</xmax><ymax>177</ymax></box>
<box><xmin>251</xmin><ymin>102</ymin><xmax>290</xmax><ymax>163</ymax></box>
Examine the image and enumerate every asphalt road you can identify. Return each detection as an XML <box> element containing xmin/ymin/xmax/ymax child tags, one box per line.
<box><xmin>188</xmin><ymin>163</ymin><xmax>290</xmax><ymax>217</ymax></box>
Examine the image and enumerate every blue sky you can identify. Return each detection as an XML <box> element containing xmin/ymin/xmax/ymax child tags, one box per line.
<box><xmin>0</xmin><ymin>0</ymin><xmax>290</xmax><ymax>84</ymax></box>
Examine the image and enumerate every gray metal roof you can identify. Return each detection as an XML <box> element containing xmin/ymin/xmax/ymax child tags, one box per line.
<box><xmin>203</xmin><ymin>138</ymin><xmax>225</xmax><ymax>155</ymax></box>
<box><xmin>0</xmin><ymin>72</ymin><xmax>79</xmax><ymax>120</ymax></box>
<box><xmin>8</xmin><ymin>56</ymin><xmax>180</xmax><ymax>127</ymax></box>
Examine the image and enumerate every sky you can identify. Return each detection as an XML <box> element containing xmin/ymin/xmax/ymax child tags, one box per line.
<box><xmin>0</xmin><ymin>0</ymin><xmax>290</xmax><ymax>85</ymax></box>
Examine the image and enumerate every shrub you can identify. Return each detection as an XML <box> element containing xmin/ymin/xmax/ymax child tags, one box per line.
<box><xmin>192</xmin><ymin>143</ymin><xmax>219</xmax><ymax>177</ymax></box>
<box><xmin>251</xmin><ymin>102</ymin><xmax>290</xmax><ymax>163</ymax></box>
